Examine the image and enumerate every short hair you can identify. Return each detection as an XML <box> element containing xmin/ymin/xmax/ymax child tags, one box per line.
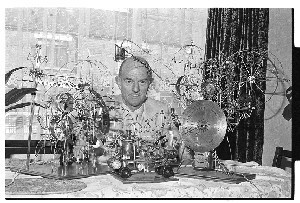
<box><xmin>119</xmin><ymin>56</ymin><xmax>153</xmax><ymax>80</ymax></box>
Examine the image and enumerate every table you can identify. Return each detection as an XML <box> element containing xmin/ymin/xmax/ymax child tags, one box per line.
<box><xmin>5</xmin><ymin>161</ymin><xmax>292</xmax><ymax>198</ymax></box>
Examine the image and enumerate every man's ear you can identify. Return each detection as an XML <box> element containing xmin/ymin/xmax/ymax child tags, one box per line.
<box><xmin>115</xmin><ymin>76</ymin><xmax>121</xmax><ymax>88</ymax></box>
<box><xmin>148</xmin><ymin>78</ymin><xmax>154</xmax><ymax>90</ymax></box>
<box><xmin>149</xmin><ymin>77</ymin><xmax>154</xmax><ymax>84</ymax></box>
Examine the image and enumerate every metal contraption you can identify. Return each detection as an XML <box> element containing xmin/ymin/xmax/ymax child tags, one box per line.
<box><xmin>106</xmin><ymin>129</ymin><xmax>181</xmax><ymax>179</ymax></box>
<box><xmin>180</xmin><ymin>100</ymin><xmax>227</xmax><ymax>153</ymax></box>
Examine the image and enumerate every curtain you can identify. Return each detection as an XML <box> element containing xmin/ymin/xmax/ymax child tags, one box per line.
<box><xmin>205</xmin><ymin>8</ymin><xmax>269</xmax><ymax>165</ymax></box>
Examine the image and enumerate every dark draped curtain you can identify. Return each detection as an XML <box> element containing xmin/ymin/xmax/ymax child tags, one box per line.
<box><xmin>205</xmin><ymin>8</ymin><xmax>269</xmax><ymax>165</ymax></box>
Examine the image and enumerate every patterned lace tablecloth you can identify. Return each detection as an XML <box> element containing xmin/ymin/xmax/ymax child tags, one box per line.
<box><xmin>5</xmin><ymin>161</ymin><xmax>292</xmax><ymax>198</ymax></box>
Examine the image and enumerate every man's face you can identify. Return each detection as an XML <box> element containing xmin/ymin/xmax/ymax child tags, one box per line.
<box><xmin>116</xmin><ymin>63</ymin><xmax>152</xmax><ymax>111</ymax></box>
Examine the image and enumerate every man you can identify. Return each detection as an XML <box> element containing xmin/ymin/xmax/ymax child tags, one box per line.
<box><xmin>95</xmin><ymin>56</ymin><xmax>183</xmax><ymax>163</ymax></box>
<box><xmin>112</xmin><ymin>56</ymin><xmax>178</xmax><ymax>142</ymax></box>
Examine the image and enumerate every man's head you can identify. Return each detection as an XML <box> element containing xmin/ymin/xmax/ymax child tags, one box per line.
<box><xmin>115</xmin><ymin>56</ymin><xmax>153</xmax><ymax>111</ymax></box>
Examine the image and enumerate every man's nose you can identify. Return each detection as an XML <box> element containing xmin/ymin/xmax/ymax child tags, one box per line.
<box><xmin>132</xmin><ymin>82</ymin><xmax>140</xmax><ymax>93</ymax></box>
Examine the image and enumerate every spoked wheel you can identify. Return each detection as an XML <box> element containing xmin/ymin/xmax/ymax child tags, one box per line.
<box><xmin>119</xmin><ymin>167</ymin><xmax>132</xmax><ymax>179</ymax></box>
<box><xmin>236</xmin><ymin>52</ymin><xmax>288</xmax><ymax>121</ymax></box>
<box><xmin>171</xmin><ymin>43</ymin><xmax>204</xmax><ymax>68</ymax></box>
<box><xmin>264</xmin><ymin>53</ymin><xmax>290</xmax><ymax>120</ymax></box>
<box><xmin>225</xmin><ymin>50</ymin><xmax>287</xmax><ymax>106</ymax></box>
<box><xmin>175</xmin><ymin>75</ymin><xmax>203</xmax><ymax>104</ymax></box>
<box><xmin>155</xmin><ymin>166</ymin><xmax>164</xmax><ymax>175</ymax></box>
<box><xmin>162</xmin><ymin>166</ymin><xmax>174</xmax><ymax>178</ymax></box>
<box><xmin>218</xmin><ymin>50</ymin><xmax>290</xmax><ymax>124</ymax></box>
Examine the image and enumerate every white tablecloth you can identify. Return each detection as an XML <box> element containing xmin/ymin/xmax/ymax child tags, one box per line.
<box><xmin>5</xmin><ymin>161</ymin><xmax>292</xmax><ymax>198</ymax></box>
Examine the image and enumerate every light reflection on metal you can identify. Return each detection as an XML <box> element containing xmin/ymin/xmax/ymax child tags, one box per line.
<box><xmin>180</xmin><ymin>100</ymin><xmax>227</xmax><ymax>153</ymax></box>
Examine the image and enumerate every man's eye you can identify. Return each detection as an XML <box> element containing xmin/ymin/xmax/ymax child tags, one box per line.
<box><xmin>139</xmin><ymin>80</ymin><xmax>148</xmax><ymax>85</ymax></box>
<box><xmin>124</xmin><ymin>79</ymin><xmax>132</xmax><ymax>84</ymax></box>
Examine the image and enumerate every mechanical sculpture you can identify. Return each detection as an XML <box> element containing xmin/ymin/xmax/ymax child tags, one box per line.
<box><xmin>34</xmin><ymin>58</ymin><xmax>111</xmax><ymax>167</ymax></box>
<box><xmin>171</xmin><ymin>45</ymin><xmax>290</xmax><ymax>132</ymax></box>
<box><xmin>36</xmin><ymin>85</ymin><xmax>110</xmax><ymax>166</ymax></box>
<box><xmin>180</xmin><ymin>100</ymin><xmax>227</xmax><ymax>153</ymax></box>
<box><xmin>105</xmin><ymin>129</ymin><xmax>181</xmax><ymax>179</ymax></box>
<box><xmin>38</xmin><ymin>90</ymin><xmax>182</xmax><ymax>178</ymax></box>
<box><xmin>33</xmin><ymin>54</ymin><xmax>183</xmax><ymax>178</ymax></box>
<box><xmin>179</xmin><ymin>100</ymin><xmax>228</xmax><ymax>171</ymax></box>
<box><xmin>30</xmin><ymin>41</ymin><xmax>290</xmax><ymax>180</ymax></box>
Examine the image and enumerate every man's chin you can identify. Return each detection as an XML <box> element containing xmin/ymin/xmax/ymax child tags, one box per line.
<box><xmin>123</xmin><ymin>96</ymin><xmax>147</xmax><ymax>109</ymax></box>
<box><xmin>129</xmin><ymin>102</ymin><xmax>142</xmax><ymax>108</ymax></box>
<box><xmin>129</xmin><ymin>98</ymin><xmax>147</xmax><ymax>106</ymax></box>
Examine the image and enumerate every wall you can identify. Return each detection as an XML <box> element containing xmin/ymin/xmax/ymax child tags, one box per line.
<box><xmin>5</xmin><ymin>8</ymin><xmax>209</xmax><ymax>141</ymax></box>
<box><xmin>263</xmin><ymin>8</ymin><xmax>292</xmax><ymax>170</ymax></box>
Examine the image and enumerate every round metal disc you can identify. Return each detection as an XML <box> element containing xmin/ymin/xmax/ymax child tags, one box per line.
<box><xmin>181</xmin><ymin>100</ymin><xmax>227</xmax><ymax>153</ymax></box>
